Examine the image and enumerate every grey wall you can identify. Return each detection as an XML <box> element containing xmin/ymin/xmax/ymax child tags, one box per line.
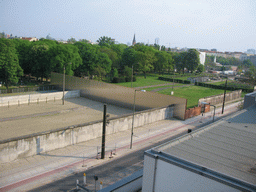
<box><xmin>0</xmin><ymin>90</ymin><xmax>80</xmax><ymax>106</ymax></box>
<box><xmin>51</xmin><ymin>72</ymin><xmax>187</xmax><ymax>120</ymax></box>
<box><xmin>198</xmin><ymin>90</ymin><xmax>242</xmax><ymax>106</ymax></box>
<box><xmin>0</xmin><ymin>106</ymin><xmax>173</xmax><ymax>163</ymax></box>
<box><xmin>243</xmin><ymin>91</ymin><xmax>256</xmax><ymax>109</ymax></box>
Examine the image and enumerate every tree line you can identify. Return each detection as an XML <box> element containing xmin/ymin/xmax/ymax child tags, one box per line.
<box><xmin>0</xmin><ymin>36</ymin><xmax>202</xmax><ymax>89</ymax></box>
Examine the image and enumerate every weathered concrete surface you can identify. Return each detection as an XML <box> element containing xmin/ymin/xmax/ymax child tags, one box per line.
<box><xmin>0</xmin><ymin>97</ymin><xmax>133</xmax><ymax>140</ymax></box>
<box><xmin>198</xmin><ymin>90</ymin><xmax>242</xmax><ymax>106</ymax></box>
<box><xmin>0</xmin><ymin>90</ymin><xmax>80</xmax><ymax>107</ymax></box>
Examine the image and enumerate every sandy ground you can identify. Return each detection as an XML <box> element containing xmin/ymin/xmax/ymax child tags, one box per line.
<box><xmin>0</xmin><ymin>97</ymin><xmax>133</xmax><ymax>140</ymax></box>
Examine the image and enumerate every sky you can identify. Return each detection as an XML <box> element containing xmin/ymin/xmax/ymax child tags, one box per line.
<box><xmin>0</xmin><ymin>0</ymin><xmax>256</xmax><ymax>52</ymax></box>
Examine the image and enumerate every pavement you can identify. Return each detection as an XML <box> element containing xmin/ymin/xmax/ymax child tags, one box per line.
<box><xmin>0</xmin><ymin>101</ymin><xmax>242</xmax><ymax>192</ymax></box>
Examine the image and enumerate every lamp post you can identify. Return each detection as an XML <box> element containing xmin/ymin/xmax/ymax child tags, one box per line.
<box><xmin>130</xmin><ymin>89</ymin><xmax>146</xmax><ymax>149</ymax></box>
<box><xmin>63</xmin><ymin>62</ymin><xmax>71</xmax><ymax>105</ymax></box>
<box><xmin>201</xmin><ymin>102</ymin><xmax>216</xmax><ymax>122</ymax></box>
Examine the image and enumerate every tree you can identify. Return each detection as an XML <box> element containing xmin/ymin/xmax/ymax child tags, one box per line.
<box><xmin>29</xmin><ymin>43</ymin><xmax>51</xmax><ymax>81</ymax></box>
<box><xmin>67</xmin><ymin>37</ymin><xmax>77</xmax><ymax>44</ymax></box>
<box><xmin>154</xmin><ymin>51</ymin><xmax>168</xmax><ymax>75</ymax></box>
<box><xmin>243</xmin><ymin>59</ymin><xmax>253</xmax><ymax>68</ymax></box>
<box><xmin>74</xmin><ymin>42</ymin><xmax>99</xmax><ymax>77</ymax></box>
<box><xmin>166</xmin><ymin>53</ymin><xmax>174</xmax><ymax>74</ymax></box>
<box><xmin>197</xmin><ymin>64</ymin><xmax>204</xmax><ymax>73</ymax></box>
<box><xmin>94</xmin><ymin>52</ymin><xmax>112</xmax><ymax>80</ymax></box>
<box><xmin>97</xmin><ymin>36</ymin><xmax>114</xmax><ymax>46</ymax></box>
<box><xmin>174</xmin><ymin>52</ymin><xmax>187</xmax><ymax>74</ymax></box>
<box><xmin>0</xmin><ymin>39</ymin><xmax>23</xmax><ymax>89</ymax></box>
<box><xmin>12</xmin><ymin>39</ymin><xmax>32</xmax><ymax>75</ymax></box>
<box><xmin>51</xmin><ymin>44</ymin><xmax>82</xmax><ymax>76</ymax></box>
<box><xmin>136</xmin><ymin>51</ymin><xmax>154</xmax><ymax>78</ymax></box>
<box><xmin>121</xmin><ymin>47</ymin><xmax>137</xmax><ymax>69</ymax></box>
<box><xmin>245</xmin><ymin>66</ymin><xmax>256</xmax><ymax>85</ymax></box>
<box><xmin>185</xmin><ymin>49</ymin><xmax>200</xmax><ymax>72</ymax></box>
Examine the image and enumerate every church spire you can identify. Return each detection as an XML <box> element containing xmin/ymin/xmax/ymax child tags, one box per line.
<box><xmin>132</xmin><ymin>34</ymin><xmax>136</xmax><ymax>45</ymax></box>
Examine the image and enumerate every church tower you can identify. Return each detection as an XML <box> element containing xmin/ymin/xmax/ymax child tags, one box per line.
<box><xmin>132</xmin><ymin>34</ymin><xmax>136</xmax><ymax>45</ymax></box>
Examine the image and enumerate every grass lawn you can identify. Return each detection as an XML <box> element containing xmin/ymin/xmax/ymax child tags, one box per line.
<box><xmin>144</xmin><ymin>84</ymin><xmax>186</xmax><ymax>91</ymax></box>
<box><xmin>206</xmin><ymin>80</ymin><xmax>231</xmax><ymax>85</ymax></box>
<box><xmin>114</xmin><ymin>75</ymin><xmax>175</xmax><ymax>87</ymax></box>
<box><xmin>158</xmin><ymin>86</ymin><xmax>229</xmax><ymax>109</ymax></box>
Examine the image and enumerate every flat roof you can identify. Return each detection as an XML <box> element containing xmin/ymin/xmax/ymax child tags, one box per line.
<box><xmin>151</xmin><ymin>105</ymin><xmax>256</xmax><ymax>189</ymax></box>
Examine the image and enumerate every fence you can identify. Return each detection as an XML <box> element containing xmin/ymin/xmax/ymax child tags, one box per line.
<box><xmin>195</xmin><ymin>82</ymin><xmax>254</xmax><ymax>93</ymax></box>
<box><xmin>0</xmin><ymin>85</ymin><xmax>57</xmax><ymax>94</ymax></box>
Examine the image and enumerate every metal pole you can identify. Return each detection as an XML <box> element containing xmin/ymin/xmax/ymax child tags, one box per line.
<box><xmin>213</xmin><ymin>106</ymin><xmax>216</xmax><ymax>122</ymax></box>
<box><xmin>222</xmin><ymin>79</ymin><xmax>227</xmax><ymax>114</ymax></box>
<box><xmin>63</xmin><ymin>66</ymin><xmax>65</xmax><ymax>105</ymax></box>
<box><xmin>101</xmin><ymin>104</ymin><xmax>107</xmax><ymax>159</ymax></box>
<box><xmin>130</xmin><ymin>90</ymin><xmax>137</xmax><ymax>149</ymax></box>
<box><xmin>131</xmin><ymin>65</ymin><xmax>133</xmax><ymax>88</ymax></box>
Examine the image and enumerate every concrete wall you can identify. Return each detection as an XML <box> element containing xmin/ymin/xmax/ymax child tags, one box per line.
<box><xmin>198</xmin><ymin>90</ymin><xmax>242</xmax><ymax>106</ymax></box>
<box><xmin>0</xmin><ymin>106</ymin><xmax>173</xmax><ymax>163</ymax></box>
<box><xmin>243</xmin><ymin>91</ymin><xmax>256</xmax><ymax>109</ymax></box>
<box><xmin>0</xmin><ymin>90</ymin><xmax>80</xmax><ymax>107</ymax></box>
<box><xmin>51</xmin><ymin>72</ymin><xmax>187</xmax><ymax>120</ymax></box>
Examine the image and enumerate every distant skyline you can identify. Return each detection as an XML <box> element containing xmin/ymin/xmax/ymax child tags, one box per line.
<box><xmin>1</xmin><ymin>0</ymin><xmax>256</xmax><ymax>52</ymax></box>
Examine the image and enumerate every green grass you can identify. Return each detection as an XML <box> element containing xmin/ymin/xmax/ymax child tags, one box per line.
<box><xmin>158</xmin><ymin>86</ymin><xmax>230</xmax><ymax>109</ymax></box>
<box><xmin>114</xmin><ymin>75</ymin><xmax>174</xmax><ymax>87</ymax></box>
<box><xmin>144</xmin><ymin>84</ymin><xmax>185</xmax><ymax>91</ymax></box>
<box><xmin>206</xmin><ymin>80</ymin><xmax>231</xmax><ymax>85</ymax></box>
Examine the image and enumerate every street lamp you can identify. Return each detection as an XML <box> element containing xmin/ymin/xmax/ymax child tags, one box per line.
<box><xmin>130</xmin><ymin>89</ymin><xmax>146</xmax><ymax>149</ymax></box>
<box><xmin>201</xmin><ymin>102</ymin><xmax>216</xmax><ymax>122</ymax></box>
<box><xmin>63</xmin><ymin>62</ymin><xmax>71</xmax><ymax>105</ymax></box>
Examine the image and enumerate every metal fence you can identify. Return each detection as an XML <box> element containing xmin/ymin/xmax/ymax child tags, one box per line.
<box><xmin>0</xmin><ymin>85</ymin><xmax>57</xmax><ymax>94</ymax></box>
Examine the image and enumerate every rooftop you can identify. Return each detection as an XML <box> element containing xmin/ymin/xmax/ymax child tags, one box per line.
<box><xmin>150</xmin><ymin>105</ymin><xmax>256</xmax><ymax>190</ymax></box>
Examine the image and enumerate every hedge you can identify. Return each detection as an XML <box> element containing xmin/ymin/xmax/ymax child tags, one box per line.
<box><xmin>158</xmin><ymin>77</ymin><xmax>191</xmax><ymax>84</ymax></box>
<box><xmin>194</xmin><ymin>82</ymin><xmax>253</xmax><ymax>93</ymax></box>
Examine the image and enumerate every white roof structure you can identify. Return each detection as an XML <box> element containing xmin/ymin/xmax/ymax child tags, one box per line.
<box><xmin>147</xmin><ymin>105</ymin><xmax>256</xmax><ymax>191</ymax></box>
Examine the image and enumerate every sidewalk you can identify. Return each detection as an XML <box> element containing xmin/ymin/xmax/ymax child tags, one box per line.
<box><xmin>0</xmin><ymin>102</ymin><xmax>241</xmax><ymax>192</ymax></box>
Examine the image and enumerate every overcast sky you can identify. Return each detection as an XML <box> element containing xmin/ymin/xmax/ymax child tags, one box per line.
<box><xmin>1</xmin><ymin>0</ymin><xmax>255</xmax><ymax>52</ymax></box>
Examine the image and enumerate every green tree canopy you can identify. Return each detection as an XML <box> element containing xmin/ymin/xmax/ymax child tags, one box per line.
<box><xmin>0</xmin><ymin>38</ymin><xmax>23</xmax><ymax>89</ymax></box>
<box><xmin>97</xmin><ymin>36</ymin><xmax>114</xmax><ymax>46</ymax></box>
<box><xmin>74</xmin><ymin>42</ymin><xmax>99</xmax><ymax>77</ymax></box>
<box><xmin>185</xmin><ymin>49</ymin><xmax>200</xmax><ymax>72</ymax></box>
<box><xmin>51</xmin><ymin>44</ymin><xmax>82</xmax><ymax>76</ymax></box>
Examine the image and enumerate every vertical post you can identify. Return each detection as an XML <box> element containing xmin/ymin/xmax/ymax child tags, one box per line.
<box><xmin>76</xmin><ymin>179</ymin><xmax>79</xmax><ymax>190</ymax></box>
<box><xmin>100</xmin><ymin>181</ymin><xmax>103</xmax><ymax>190</ymax></box>
<box><xmin>130</xmin><ymin>90</ymin><xmax>137</xmax><ymax>149</ymax></box>
<box><xmin>222</xmin><ymin>79</ymin><xmax>227</xmax><ymax>114</ymax></box>
<box><xmin>8</xmin><ymin>101</ymin><xmax>9</xmax><ymax>108</ymax></box>
<box><xmin>46</xmin><ymin>97</ymin><xmax>47</xmax><ymax>103</ymax></box>
<box><xmin>213</xmin><ymin>105</ymin><xmax>216</xmax><ymax>122</ymax></box>
<box><xmin>131</xmin><ymin>65</ymin><xmax>133</xmax><ymax>88</ymax></box>
<box><xmin>101</xmin><ymin>104</ymin><xmax>107</xmax><ymax>159</ymax></box>
<box><xmin>83</xmin><ymin>173</ymin><xmax>86</xmax><ymax>186</ymax></box>
<box><xmin>63</xmin><ymin>65</ymin><xmax>65</xmax><ymax>105</ymax></box>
